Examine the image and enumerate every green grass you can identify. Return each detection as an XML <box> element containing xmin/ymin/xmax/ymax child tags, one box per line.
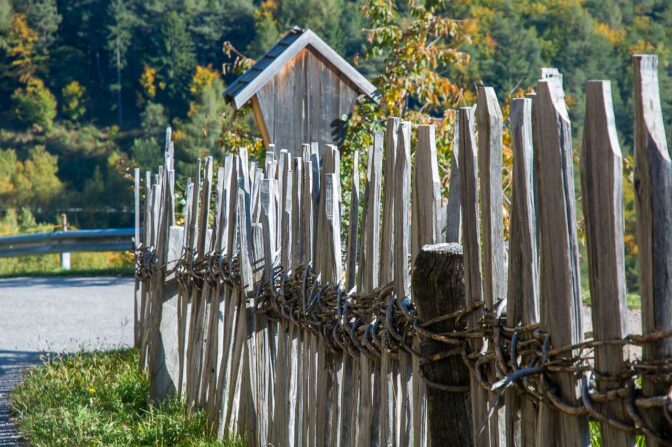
<box><xmin>582</xmin><ymin>289</ymin><xmax>641</xmax><ymax>310</ymax></box>
<box><xmin>0</xmin><ymin>266</ymin><xmax>134</xmax><ymax>278</ymax></box>
<box><xmin>0</xmin><ymin>251</ymin><xmax>134</xmax><ymax>278</ymax></box>
<box><xmin>590</xmin><ymin>420</ymin><xmax>646</xmax><ymax>446</ymax></box>
<box><xmin>10</xmin><ymin>349</ymin><xmax>244</xmax><ymax>447</ymax></box>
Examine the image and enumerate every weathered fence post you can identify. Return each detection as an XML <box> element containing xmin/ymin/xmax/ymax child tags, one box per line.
<box><xmin>505</xmin><ymin>97</ymin><xmax>539</xmax><ymax>447</ymax></box>
<box><xmin>581</xmin><ymin>80</ymin><xmax>634</xmax><ymax>446</ymax></box>
<box><xmin>476</xmin><ymin>86</ymin><xmax>507</xmax><ymax>447</ymax></box>
<box><xmin>445</xmin><ymin>113</ymin><xmax>462</xmax><ymax>244</ymax></box>
<box><xmin>533</xmin><ymin>71</ymin><xmax>589</xmax><ymax>446</ymax></box>
<box><xmin>413</xmin><ymin>242</ymin><xmax>472</xmax><ymax>447</ymax></box>
<box><xmin>133</xmin><ymin>168</ymin><xmax>141</xmax><ymax>349</ymax></box>
<box><xmin>458</xmin><ymin>105</ymin><xmax>491</xmax><ymax>447</ymax></box>
<box><xmin>633</xmin><ymin>54</ymin><xmax>672</xmax><ymax>446</ymax></box>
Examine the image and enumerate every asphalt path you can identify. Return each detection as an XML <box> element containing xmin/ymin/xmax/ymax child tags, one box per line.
<box><xmin>0</xmin><ymin>276</ymin><xmax>134</xmax><ymax>445</ymax></box>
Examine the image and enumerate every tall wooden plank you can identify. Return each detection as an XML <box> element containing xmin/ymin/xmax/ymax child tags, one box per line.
<box><xmin>476</xmin><ymin>87</ymin><xmax>507</xmax><ymax>312</ymax></box>
<box><xmin>633</xmin><ymin>54</ymin><xmax>672</xmax><ymax>446</ymax></box>
<box><xmin>581</xmin><ymin>80</ymin><xmax>634</xmax><ymax>446</ymax></box>
<box><xmin>177</xmin><ymin>179</ymin><xmax>196</xmax><ymax>398</ymax></box>
<box><xmin>215</xmin><ymin>160</ymin><xmax>240</xmax><ymax>431</ymax></box>
<box><xmin>380</xmin><ymin>118</ymin><xmax>399</xmax><ymax>447</ymax></box>
<box><xmin>476</xmin><ymin>86</ymin><xmax>507</xmax><ymax>447</ymax></box>
<box><xmin>394</xmin><ymin>121</ymin><xmax>413</xmax><ymax>446</ymax></box>
<box><xmin>346</xmin><ymin>151</ymin><xmax>360</xmax><ymax>291</ymax></box>
<box><xmin>134</xmin><ymin>168</ymin><xmax>141</xmax><ymax>349</ymax></box>
<box><xmin>292</xmin><ymin>156</ymin><xmax>304</xmax><ymax>267</ymax></box>
<box><xmin>380</xmin><ymin>117</ymin><xmax>400</xmax><ymax>284</ymax></box>
<box><xmin>458</xmin><ymin>106</ymin><xmax>492</xmax><ymax>447</ymax></box>
<box><xmin>412</xmin><ymin>124</ymin><xmax>441</xmax><ymax>263</ymax></box>
<box><xmin>182</xmin><ymin>161</ymin><xmax>201</xmax><ymax>402</ymax></box>
<box><xmin>506</xmin><ymin>98</ymin><xmax>539</xmax><ymax>447</ymax></box>
<box><xmin>187</xmin><ymin>157</ymin><xmax>213</xmax><ymax>407</ymax></box>
<box><xmin>259</xmin><ymin>178</ymin><xmax>277</xmax><ymax>445</ymax></box>
<box><xmin>446</xmin><ymin>113</ymin><xmax>462</xmax><ymax>243</ymax></box>
<box><xmin>359</xmin><ymin>132</ymin><xmax>384</xmax><ymax>292</ymax></box>
<box><xmin>200</xmin><ymin>165</ymin><xmax>226</xmax><ymax>420</ymax></box>
<box><xmin>533</xmin><ymin>75</ymin><xmax>589</xmax><ymax>446</ymax></box>
<box><xmin>356</xmin><ymin>134</ymin><xmax>383</xmax><ymax>447</ymax></box>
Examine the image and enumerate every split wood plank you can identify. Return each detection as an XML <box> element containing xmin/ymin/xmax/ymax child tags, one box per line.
<box><xmin>581</xmin><ymin>80</ymin><xmax>634</xmax><ymax>446</ymax></box>
<box><xmin>633</xmin><ymin>54</ymin><xmax>672</xmax><ymax>446</ymax></box>
<box><xmin>476</xmin><ymin>86</ymin><xmax>507</xmax><ymax>447</ymax></box>
<box><xmin>458</xmin><ymin>106</ymin><xmax>492</xmax><ymax>447</ymax></box>
<box><xmin>533</xmin><ymin>75</ymin><xmax>589</xmax><ymax>446</ymax></box>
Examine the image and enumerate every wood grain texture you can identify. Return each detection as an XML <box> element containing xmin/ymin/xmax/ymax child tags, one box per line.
<box><xmin>446</xmin><ymin>113</ymin><xmax>462</xmax><ymax>244</ymax></box>
<box><xmin>346</xmin><ymin>151</ymin><xmax>360</xmax><ymax>291</ymax></box>
<box><xmin>505</xmin><ymin>98</ymin><xmax>539</xmax><ymax>447</ymax></box>
<box><xmin>359</xmin><ymin>132</ymin><xmax>383</xmax><ymax>292</ymax></box>
<box><xmin>458</xmin><ymin>106</ymin><xmax>492</xmax><ymax>447</ymax></box>
<box><xmin>381</xmin><ymin>117</ymin><xmax>400</xmax><ymax>284</ymax></box>
<box><xmin>633</xmin><ymin>54</ymin><xmax>672</xmax><ymax>446</ymax></box>
<box><xmin>477</xmin><ymin>88</ymin><xmax>508</xmax><ymax>446</ymax></box>
<box><xmin>134</xmin><ymin>168</ymin><xmax>141</xmax><ymax>348</ymax></box>
<box><xmin>412</xmin><ymin>124</ymin><xmax>441</xmax><ymax>263</ymax></box>
<box><xmin>413</xmin><ymin>243</ymin><xmax>472</xmax><ymax>447</ymax></box>
<box><xmin>533</xmin><ymin>77</ymin><xmax>589</xmax><ymax>447</ymax></box>
<box><xmin>250</xmin><ymin>45</ymin><xmax>366</xmax><ymax>156</ymax></box>
<box><xmin>580</xmin><ymin>80</ymin><xmax>634</xmax><ymax>447</ymax></box>
<box><xmin>394</xmin><ymin>121</ymin><xmax>412</xmax><ymax>446</ymax></box>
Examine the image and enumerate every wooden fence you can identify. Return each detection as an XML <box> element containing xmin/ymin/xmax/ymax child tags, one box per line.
<box><xmin>135</xmin><ymin>54</ymin><xmax>672</xmax><ymax>446</ymax></box>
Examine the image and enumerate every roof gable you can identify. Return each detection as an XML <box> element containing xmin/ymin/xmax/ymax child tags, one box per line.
<box><xmin>225</xmin><ymin>27</ymin><xmax>379</xmax><ymax>109</ymax></box>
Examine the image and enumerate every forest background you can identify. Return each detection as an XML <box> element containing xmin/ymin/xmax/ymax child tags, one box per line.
<box><xmin>0</xmin><ymin>0</ymin><xmax>670</xmax><ymax>291</ymax></box>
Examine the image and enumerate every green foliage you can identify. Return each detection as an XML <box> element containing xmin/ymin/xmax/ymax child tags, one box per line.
<box><xmin>10</xmin><ymin>349</ymin><xmax>245</xmax><ymax>446</ymax></box>
<box><xmin>177</xmin><ymin>65</ymin><xmax>229</xmax><ymax>163</ymax></box>
<box><xmin>12</xmin><ymin>77</ymin><xmax>57</xmax><ymax>129</ymax></box>
<box><xmin>149</xmin><ymin>11</ymin><xmax>197</xmax><ymax>114</ymax></box>
<box><xmin>61</xmin><ymin>80</ymin><xmax>86</xmax><ymax>121</ymax></box>
<box><xmin>0</xmin><ymin>145</ymin><xmax>62</xmax><ymax>208</ymax></box>
<box><xmin>140</xmin><ymin>101</ymin><xmax>168</xmax><ymax>140</ymax></box>
<box><xmin>131</xmin><ymin>137</ymin><xmax>162</xmax><ymax>171</ymax></box>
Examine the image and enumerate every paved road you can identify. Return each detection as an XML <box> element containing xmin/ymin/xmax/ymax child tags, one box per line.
<box><xmin>0</xmin><ymin>276</ymin><xmax>134</xmax><ymax>446</ymax></box>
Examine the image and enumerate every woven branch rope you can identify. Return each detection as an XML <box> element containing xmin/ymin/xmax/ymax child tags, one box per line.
<box><xmin>137</xmin><ymin>248</ymin><xmax>672</xmax><ymax>444</ymax></box>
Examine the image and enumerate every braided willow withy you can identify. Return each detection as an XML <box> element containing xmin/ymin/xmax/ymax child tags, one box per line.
<box><xmin>137</xmin><ymin>248</ymin><xmax>672</xmax><ymax>445</ymax></box>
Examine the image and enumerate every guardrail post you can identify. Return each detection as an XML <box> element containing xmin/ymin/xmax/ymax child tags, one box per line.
<box><xmin>60</xmin><ymin>213</ymin><xmax>71</xmax><ymax>270</ymax></box>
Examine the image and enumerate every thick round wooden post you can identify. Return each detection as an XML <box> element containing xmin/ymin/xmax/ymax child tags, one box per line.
<box><xmin>413</xmin><ymin>243</ymin><xmax>472</xmax><ymax>447</ymax></box>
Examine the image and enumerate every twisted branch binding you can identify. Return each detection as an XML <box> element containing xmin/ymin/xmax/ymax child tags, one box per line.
<box><xmin>137</xmin><ymin>248</ymin><xmax>672</xmax><ymax>444</ymax></box>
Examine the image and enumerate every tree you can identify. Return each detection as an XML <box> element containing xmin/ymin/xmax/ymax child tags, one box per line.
<box><xmin>140</xmin><ymin>101</ymin><xmax>168</xmax><ymax>141</ymax></box>
<box><xmin>14</xmin><ymin>0</ymin><xmax>61</xmax><ymax>59</ymax></box>
<box><xmin>131</xmin><ymin>137</ymin><xmax>162</xmax><ymax>171</ymax></box>
<box><xmin>107</xmin><ymin>0</ymin><xmax>139</xmax><ymax>125</ymax></box>
<box><xmin>177</xmin><ymin>65</ymin><xmax>229</xmax><ymax>163</ymax></box>
<box><xmin>344</xmin><ymin>0</ymin><xmax>474</xmax><ymax>160</ymax></box>
<box><xmin>149</xmin><ymin>11</ymin><xmax>197</xmax><ymax>115</ymax></box>
<box><xmin>7</xmin><ymin>13</ymin><xmax>39</xmax><ymax>83</ymax></box>
<box><xmin>61</xmin><ymin>80</ymin><xmax>87</xmax><ymax>121</ymax></box>
<box><xmin>12</xmin><ymin>145</ymin><xmax>63</xmax><ymax>208</ymax></box>
<box><xmin>12</xmin><ymin>77</ymin><xmax>57</xmax><ymax>130</ymax></box>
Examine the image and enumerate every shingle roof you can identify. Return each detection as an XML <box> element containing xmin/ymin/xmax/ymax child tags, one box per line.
<box><xmin>225</xmin><ymin>27</ymin><xmax>379</xmax><ymax>109</ymax></box>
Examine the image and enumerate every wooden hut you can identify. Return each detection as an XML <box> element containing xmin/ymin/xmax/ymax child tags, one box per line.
<box><xmin>225</xmin><ymin>27</ymin><xmax>379</xmax><ymax>155</ymax></box>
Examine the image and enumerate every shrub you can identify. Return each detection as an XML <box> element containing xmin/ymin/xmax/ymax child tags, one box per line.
<box><xmin>12</xmin><ymin>78</ymin><xmax>57</xmax><ymax>130</ymax></box>
<box><xmin>61</xmin><ymin>80</ymin><xmax>87</xmax><ymax>121</ymax></box>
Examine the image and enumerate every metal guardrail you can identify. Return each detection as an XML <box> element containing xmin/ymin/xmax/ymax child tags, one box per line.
<box><xmin>0</xmin><ymin>228</ymin><xmax>137</xmax><ymax>257</ymax></box>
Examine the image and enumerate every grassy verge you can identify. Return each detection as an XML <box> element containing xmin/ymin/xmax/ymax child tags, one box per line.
<box><xmin>0</xmin><ymin>251</ymin><xmax>134</xmax><ymax>277</ymax></box>
<box><xmin>582</xmin><ymin>290</ymin><xmax>641</xmax><ymax>310</ymax></box>
<box><xmin>10</xmin><ymin>349</ymin><xmax>244</xmax><ymax>447</ymax></box>
<box><xmin>0</xmin><ymin>266</ymin><xmax>134</xmax><ymax>278</ymax></box>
